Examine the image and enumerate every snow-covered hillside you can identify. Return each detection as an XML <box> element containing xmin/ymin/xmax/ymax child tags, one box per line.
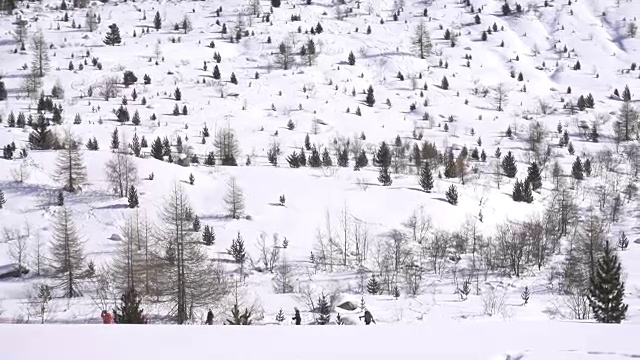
<box><xmin>0</xmin><ymin>0</ymin><xmax>639</xmax><ymax>330</ymax></box>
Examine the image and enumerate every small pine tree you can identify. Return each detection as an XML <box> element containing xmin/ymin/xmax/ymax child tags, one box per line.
<box><xmin>512</xmin><ymin>179</ymin><xmax>523</xmax><ymax>202</ymax></box>
<box><xmin>110</xmin><ymin>128</ymin><xmax>120</xmax><ymax>150</ymax></box>
<box><xmin>316</xmin><ymin>293</ymin><xmax>331</xmax><ymax>325</ymax></box>
<box><xmin>275</xmin><ymin>308</ymin><xmax>285</xmax><ymax>323</ymax></box>
<box><xmin>348</xmin><ymin>51</ymin><xmax>356</xmax><ymax>65</ymax></box>
<box><xmin>104</xmin><ymin>24</ymin><xmax>122</xmax><ymax>46</ymax></box>
<box><xmin>127</xmin><ymin>186</ymin><xmax>139</xmax><ymax>208</ymax></box>
<box><xmin>526</xmin><ymin>162</ymin><xmax>542</xmax><ymax>191</ymax></box>
<box><xmin>441</xmin><ymin>76</ymin><xmax>449</xmax><ymax>90</ymax></box>
<box><xmin>154</xmin><ymin>11</ymin><xmax>162</xmax><ymax>30</ymax></box>
<box><xmin>226</xmin><ymin>303</ymin><xmax>252</xmax><ymax>325</ymax></box>
<box><xmin>174</xmin><ymin>87</ymin><xmax>182</xmax><ymax>101</ymax></box>
<box><xmin>367</xmin><ymin>275</ymin><xmax>380</xmax><ymax>294</ymax></box>
<box><xmin>521</xmin><ymin>286</ymin><xmax>530</xmax><ymax>305</ymax></box>
<box><xmin>202</xmin><ymin>225</ymin><xmax>215</xmax><ymax>246</ymax></box>
<box><xmin>572</xmin><ymin>156</ymin><xmax>584</xmax><ymax>180</ymax></box>
<box><xmin>419</xmin><ymin>161</ymin><xmax>434</xmax><ymax>192</ymax></box>
<box><xmin>617</xmin><ymin>232</ymin><xmax>629</xmax><ymax>251</ymax></box>
<box><xmin>113</xmin><ymin>287</ymin><xmax>145</xmax><ymax>324</ymax></box>
<box><xmin>227</xmin><ymin>232</ymin><xmax>247</xmax><ymax>264</ymax></box>
<box><xmin>588</xmin><ymin>241</ymin><xmax>628</xmax><ymax>323</ymax></box>
<box><xmin>445</xmin><ymin>185</ymin><xmax>458</xmax><ymax>205</ymax></box>
<box><xmin>522</xmin><ymin>179</ymin><xmax>533</xmax><ymax>203</ymax></box>
<box><xmin>0</xmin><ymin>190</ymin><xmax>6</xmax><ymax>209</ymax></box>
<box><xmin>501</xmin><ymin>151</ymin><xmax>517</xmax><ymax>178</ymax></box>
<box><xmin>189</xmin><ymin>173</ymin><xmax>195</xmax><ymax>185</ymax></box>
<box><xmin>365</xmin><ymin>85</ymin><xmax>375</xmax><ymax>107</ymax></box>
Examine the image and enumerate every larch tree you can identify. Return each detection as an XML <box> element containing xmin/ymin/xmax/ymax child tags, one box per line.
<box><xmin>85</xmin><ymin>8</ymin><xmax>98</xmax><ymax>32</ymax></box>
<box><xmin>224</xmin><ymin>176</ymin><xmax>245</xmax><ymax>219</ymax></box>
<box><xmin>30</xmin><ymin>29</ymin><xmax>50</xmax><ymax>78</ymax></box>
<box><xmin>275</xmin><ymin>40</ymin><xmax>294</xmax><ymax>70</ymax></box>
<box><xmin>105</xmin><ymin>147</ymin><xmax>139</xmax><ymax>197</ymax></box>
<box><xmin>412</xmin><ymin>20</ymin><xmax>432</xmax><ymax>59</ymax></box>
<box><xmin>54</xmin><ymin>132</ymin><xmax>87</xmax><ymax>192</ymax></box>
<box><xmin>110</xmin><ymin>215</ymin><xmax>145</xmax><ymax>293</ymax></box>
<box><xmin>49</xmin><ymin>206</ymin><xmax>86</xmax><ymax>298</ymax></box>
<box><xmin>615</xmin><ymin>102</ymin><xmax>638</xmax><ymax>142</ymax></box>
<box><xmin>157</xmin><ymin>183</ymin><xmax>229</xmax><ymax>324</ymax></box>
<box><xmin>492</xmin><ymin>83</ymin><xmax>509</xmax><ymax>111</ymax></box>
<box><xmin>213</xmin><ymin>127</ymin><xmax>240</xmax><ymax>166</ymax></box>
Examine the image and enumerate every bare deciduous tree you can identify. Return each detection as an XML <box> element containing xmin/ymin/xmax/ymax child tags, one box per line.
<box><xmin>157</xmin><ymin>183</ymin><xmax>229</xmax><ymax>324</ymax></box>
<box><xmin>275</xmin><ymin>40</ymin><xmax>294</xmax><ymax>70</ymax></box>
<box><xmin>256</xmin><ymin>233</ymin><xmax>280</xmax><ymax>273</ymax></box>
<box><xmin>105</xmin><ymin>150</ymin><xmax>138</xmax><ymax>197</ymax></box>
<box><xmin>5</xmin><ymin>223</ymin><xmax>30</xmax><ymax>271</ymax></box>
<box><xmin>50</xmin><ymin>206</ymin><xmax>86</xmax><ymax>298</ymax></box>
<box><xmin>412</xmin><ymin>20</ymin><xmax>432</xmax><ymax>59</ymax></box>
<box><xmin>97</xmin><ymin>76</ymin><xmax>120</xmax><ymax>101</ymax></box>
<box><xmin>54</xmin><ymin>132</ymin><xmax>87</xmax><ymax>193</ymax></box>
<box><xmin>30</xmin><ymin>29</ymin><xmax>50</xmax><ymax>77</ymax></box>
<box><xmin>272</xmin><ymin>255</ymin><xmax>295</xmax><ymax>294</ymax></box>
<box><xmin>11</xmin><ymin>159</ymin><xmax>31</xmax><ymax>183</ymax></box>
<box><xmin>491</xmin><ymin>83</ymin><xmax>509</xmax><ymax>111</ymax></box>
<box><xmin>27</xmin><ymin>282</ymin><xmax>54</xmax><ymax>324</ymax></box>
<box><xmin>224</xmin><ymin>176</ymin><xmax>245</xmax><ymax>219</ymax></box>
<box><xmin>85</xmin><ymin>8</ymin><xmax>98</xmax><ymax>32</ymax></box>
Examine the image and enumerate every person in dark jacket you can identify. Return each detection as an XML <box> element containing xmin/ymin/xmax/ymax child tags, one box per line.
<box><xmin>359</xmin><ymin>310</ymin><xmax>376</xmax><ymax>325</ymax></box>
<box><xmin>205</xmin><ymin>310</ymin><xmax>214</xmax><ymax>325</ymax></box>
<box><xmin>292</xmin><ymin>308</ymin><xmax>301</xmax><ymax>325</ymax></box>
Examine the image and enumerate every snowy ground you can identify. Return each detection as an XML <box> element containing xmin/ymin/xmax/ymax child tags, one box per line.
<box><xmin>1</xmin><ymin>322</ymin><xmax>640</xmax><ymax>360</ymax></box>
<box><xmin>1</xmin><ymin>0</ymin><xmax>640</xmax><ymax>329</ymax></box>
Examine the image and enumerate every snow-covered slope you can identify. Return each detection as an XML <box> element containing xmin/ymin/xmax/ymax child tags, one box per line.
<box><xmin>0</xmin><ymin>0</ymin><xmax>640</xmax><ymax>327</ymax></box>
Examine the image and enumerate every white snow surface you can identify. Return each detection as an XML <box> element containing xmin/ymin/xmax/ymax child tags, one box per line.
<box><xmin>0</xmin><ymin>322</ymin><xmax>639</xmax><ymax>360</ymax></box>
<box><xmin>0</xmin><ymin>0</ymin><xmax>639</xmax><ymax>348</ymax></box>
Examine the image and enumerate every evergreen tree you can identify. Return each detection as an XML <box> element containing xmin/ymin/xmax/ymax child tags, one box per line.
<box><xmin>572</xmin><ymin>156</ymin><xmax>584</xmax><ymax>180</ymax></box>
<box><xmin>130</xmin><ymin>133</ymin><xmax>141</xmax><ymax>157</ymax></box>
<box><xmin>501</xmin><ymin>151</ymin><xmax>517</xmax><ymax>178</ymax></box>
<box><xmin>526</xmin><ymin>161</ymin><xmax>542</xmax><ymax>191</ymax></box>
<box><xmin>367</xmin><ymin>275</ymin><xmax>380</xmax><ymax>294</ymax></box>
<box><xmin>50</xmin><ymin>206</ymin><xmax>86</xmax><ymax>298</ymax></box>
<box><xmin>287</xmin><ymin>151</ymin><xmax>301</xmax><ymax>168</ymax></box>
<box><xmin>304</xmin><ymin>133</ymin><xmax>311</xmax><ymax>150</ymax></box>
<box><xmin>378</xmin><ymin>166</ymin><xmax>392</xmax><ymax>186</ymax></box>
<box><xmin>316</xmin><ymin>293</ymin><xmax>331</xmax><ymax>324</ymax></box>
<box><xmin>321</xmin><ymin>148</ymin><xmax>332</xmax><ymax>167</ymax></box>
<box><xmin>308</xmin><ymin>146</ymin><xmax>321</xmax><ymax>167</ymax></box>
<box><xmin>444</xmin><ymin>149</ymin><xmax>457</xmax><ymax>178</ymax></box>
<box><xmin>365</xmin><ymin>85</ymin><xmax>375</xmax><ymax>107</ymax></box>
<box><xmin>348</xmin><ymin>51</ymin><xmax>356</xmax><ymax>65</ymax></box>
<box><xmin>588</xmin><ymin>241</ymin><xmax>628</xmax><ymax>323</ymax></box>
<box><xmin>512</xmin><ymin>179</ymin><xmax>523</xmax><ymax>202</ymax></box>
<box><xmin>522</xmin><ymin>178</ymin><xmax>533</xmax><ymax>203</ymax></box>
<box><xmin>57</xmin><ymin>191</ymin><xmax>64</xmax><ymax>206</ymax></box>
<box><xmin>154</xmin><ymin>11</ymin><xmax>162</xmax><ymax>30</ymax></box>
<box><xmin>204</xmin><ymin>151</ymin><xmax>216</xmax><ymax>166</ymax></box>
<box><xmin>132</xmin><ymin>110</ymin><xmax>141</xmax><ymax>126</ymax></box>
<box><xmin>441</xmin><ymin>76</ymin><xmax>449</xmax><ymax>90</ymax></box>
<box><xmin>622</xmin><ymin>85</ymin><xmax>631</xmax><ymax>102</ymax></box>
<box><xmin>150</xmin><ymin>137</ymin><xmax>164</xmax><ymax>160</ymax></box>
<box><xmin>445</xmin><ymin>185</ymin><xmax>458</xmax><ymax>205</ymax></box>
<box><xmin>192</xmin><ymin>215</ymin><xmax>201</xmax><ymax>232</ymax></box>
<box><xmin>127</xmin><ymin>186</ymin><xmax>139</xmax><ymax>208</ymax></box>
<box><xmin>617</xmin><ymin>232</ymin><xmax>629</xmax><ymax>251</ymax></box>
<box><xmin>104</xmin><ymin>24</ymin><xmax>122</xmax><ymax>46</ymax></box>
<box><xmin>337</xmin><ymin>148</ymin><xmax>349</xmax><ymax>167</ymax></box>
<box><xmin>202</xmin><ymin>225</ymin><xmax>215</xmax><ymax>246</ymax></box>
<box><xmin>114</xmin><ymin>287</ymin><xmax>145</xmax><ymax>324</ymax></box>
<box><xmin>0</xmin><ymin>189</ymin><xmax>6</xmax><ymax>209</ymax></box>
<box><xmin>111</xmin><ymin>128</ymin><xmax>120</xmax><ymax>150</ymax></box>
<box><xmin>227</xmin><ymin>231</ymin><xmax>247</xmax><ymax>263</ymax></box>
<box><xmin>354</xmin><ymin>149</ymin><xmax>368</xmax><ymax>170</ymax></box>
<box><xmin>0</xmin><ymin>81</ymin><xmax>7</xmax><ymax>101</ymax></box>
<box><xmin>275</xmin><ymin>308</ymin><xmax>285</xmax><ymax>323</ymax></box>
<box><xmin>226</xmin><ymin>303</ymin><xmax>252</xmax><ymax>325</ymax></box>
<box><xmin>213</xmin><ymin>65</ymin><xmax>221</xmax><ymax>80</ymax></box>
<box><xmin>419</xmin><ymin>161</ymin><xmax>434</xmax><ymax>192</ymax></box>
<box><xmin>189</xmin><ymin>173</ymin><xmax>195</xmax><ymax>185</ymax></box>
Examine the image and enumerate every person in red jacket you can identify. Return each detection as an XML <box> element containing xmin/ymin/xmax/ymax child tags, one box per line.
<box><xmin>101</xmin><ymin>310</ymin><xmax>113</xmax><ymax>324</ymax></box>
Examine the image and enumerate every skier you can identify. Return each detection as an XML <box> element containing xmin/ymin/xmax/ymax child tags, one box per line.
<box><xmin>359</xmin><ymin>309</ymin><xmax>376</xmax><ymax>325</ymax></box>
<box><xmin>205</xmin><ymin>310</ymin><xmax>214</xmax><ymax>325</ymax></box>
<box><xmin>292</xmin><ymin>308</ymin><xmax>301</xmax><ymax>325</ymax></box>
